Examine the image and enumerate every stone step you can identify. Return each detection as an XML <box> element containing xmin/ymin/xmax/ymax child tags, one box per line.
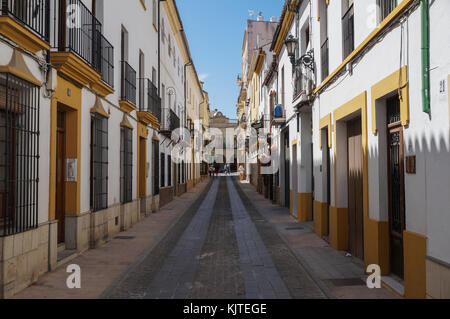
<box><xmin>56</xmin><ymin>249</ymin><xmax>79</xmax><ymax>269</ymax></box>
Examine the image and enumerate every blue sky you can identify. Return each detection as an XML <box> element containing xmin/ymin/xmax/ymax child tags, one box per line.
<box><xmin>177</xmin><ymin>0</ymin><xmax>284</xmax><ymax>119</ymax></box>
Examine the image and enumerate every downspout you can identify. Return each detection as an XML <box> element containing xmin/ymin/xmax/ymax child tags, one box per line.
<box><xmin>421</xmin><ymin>0</ymin><xmax>430</xmax><ymax>114</ymax></box>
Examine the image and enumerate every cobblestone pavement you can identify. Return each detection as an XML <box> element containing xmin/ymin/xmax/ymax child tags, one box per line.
<box><xmin>104</xmin><ymin>177</ymin><xmax>328</xmax><ymax>299</ymax></box>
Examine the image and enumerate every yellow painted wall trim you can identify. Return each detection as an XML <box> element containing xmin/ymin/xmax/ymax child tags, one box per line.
<box><xmin>50</xmin><ymin>52</ymin><xmax>101</xmax><ymax>88</ymax></box>
<box><xmin>319</xmin><ymin>113</ymin><xmax>332</xmax><ymax>149</ymax></box>
<box><xmin>0</xmin><ymin>16</ymin><xmax>50</xmax><ymax>53</ymax></box>
<box><xmin>332</xmin><ymin>92</ymin><xmax>369</xmax><ymax>257</ymax></box>
<box><xmin>49</xmin><ymin>76</ymin><xmax>82</xmax><ymax>220</ymax></box>
<box><xmin>137</xmin><ymin>122</ymin><xmax>148</xmax><ymax>199</ymax></box>
<box><xmin>297</xmin><ymin>193</ymin><xmax>313</xmax><ymax>222</ymax></box>
<box><xmin>137</xmin><ymin>111</ymin><xmax>157</xmax><ymax>126</ymax></box>
<box><xmin>365</xmin><ymin>218</ymin><xmax>390</xmax><ymax>275</ymax></box>
<box><xmin>120</xmin><ymin>113</ymin><xmax>134</xmax><ymax>130</ymax></box>
<box><xmin>273</xmin><ymin>0</ymin><xmax>301</xmax><ymax>55</ymax></box>
<box><xmin>329</xmin><ymin>206</ymin><xmax>349</xmax><ymax>250</ymax></box>
<box><xmin>139</xmin><ymin>0</ymin><xmax>147</xmax><ymax>10</ymax></box>
<box><xmin>0</xmin><ymin>48</ymin><xmax>42</xmax><ymax>87</ymax></box>
<box><xmin>119</xmin><ymin>99</ymin><xmax>137</xmax><ymax>114</ymax></box>
<box><xmin>371</xmin><ymin>66</ymin><xmax>409</xmax><ymax>135</ymax></box>
<box><xmin>90</xmin><ymin>96</ymin><xmax>110</xmax><ymax>119</ymax></box>
<box><xmin>314</xmin><ymin>0</ymin><xmax>415</xmax><ymax>95</ymax></box>
<box><xmin>91</xmin><ymin>78</ymin><xmax>115</xmax><ymax>97</ymax></box>
<box><xmin>316</xmin><ymin>0</ymin><xmax>329</xmax><ymax>22</ymax></box>
<box><xmin>313</xmin><ymin>201</ymin><xmax>329</xmax><ymax>237</ymax></box>
<box><xmin>404</xmin><ymin>230</ymin><xmax>427</xmax><ymax>299</ymax></box>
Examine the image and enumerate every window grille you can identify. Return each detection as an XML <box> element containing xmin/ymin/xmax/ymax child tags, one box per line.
<box><xmin>1</xmin><ymin>0</ymin><xmax>50</xmax><ymax>41</ymax></box>
<box><xmin>342</xmin><ymin>4</ymin><xmax>354</xmax><ymax>59</ymax></box>
<box><xmin>120</xmin><ymin>127</ymin><xmax>132</xmax><ymax>204</ymax></box>
<box><xmin>90</xmin><ymin>113</ymin><xmax>108</xmax><ymax>212</ymax></box>
<box><xmin>161</xmin><ymin>152</ymin><xmax>165</xmax><ymax>188</ymax></box>
<box><xmin>0</xmin><ymin>73</ymin><xmax>40</xmax><ymax>237</ymax></box>
<box><xmin>153</xmin><ymin>140</ymin><xmax>159</xmax><ymax>195</ymax></box>
<box><xmin>168</xmin><ymin>155</ymin><xmax>172</xmax><ymax>187</ymax></box>
<box><xmin>378</xmin><ymin>0</ymin><xmax>397</xmax><ymax>22</ymax></box>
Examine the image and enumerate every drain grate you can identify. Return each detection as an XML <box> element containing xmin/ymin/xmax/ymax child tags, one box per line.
<box><xmin>328</xmin><ymin>278</ymin><xmax>366</xmax><ymax>287</ymax></box>
<box><xmin>285</xmin><ymin>227</ymin><xmax>304</xmax><ymax>231</ymax></box>
<box><xmin>114</xmin><ymin>236</ymin><xmax>135</xmax><ymax>240</ymax></box>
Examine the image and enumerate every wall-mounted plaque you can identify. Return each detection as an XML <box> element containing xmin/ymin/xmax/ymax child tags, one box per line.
<box><xmin>66</xmin><ymin>158</ymin><xmax>77</xmax><ymax>182</ymax></box>
<box><xmin>406</xmin><ymin>156</ymin><xmax>416</xmax><ymax>174</ymax></box>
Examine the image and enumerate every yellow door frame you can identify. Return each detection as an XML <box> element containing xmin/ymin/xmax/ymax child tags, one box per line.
<box><xmin>137</xmin><ymin>122</ymin><xmax>148</xmax><ymax>198</ymax></box>
<box><xmin>331</xmin><ymin>92</ymin><xmax>369</xmax><ymax>254</ymax></box>
<box><xmin>49</xmin><ymin>76</ymin><xmax>82</xmax><ymax>220</ymax></box>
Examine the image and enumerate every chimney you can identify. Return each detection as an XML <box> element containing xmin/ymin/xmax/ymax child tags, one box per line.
<box><xmin>270</xmin><ymin>17</ymin><xmax>277</xmax><ymax>22</ymax></box>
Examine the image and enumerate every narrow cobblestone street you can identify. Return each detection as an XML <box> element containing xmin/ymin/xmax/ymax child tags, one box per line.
<box><xmin>13</xmin><ymin>177</ymin><xmax>398</xmax><ymax>299</ymax></box>
<box><xmin>100</xmin><ymin>177</ymin><xmax>396</xmax><ymax>299</ymax></box>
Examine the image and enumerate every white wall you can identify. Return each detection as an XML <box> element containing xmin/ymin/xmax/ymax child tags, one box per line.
<box><xmin>310</xmin><ymin>0</ymin><xmax>450</xmax><ymax>263</ymax></box>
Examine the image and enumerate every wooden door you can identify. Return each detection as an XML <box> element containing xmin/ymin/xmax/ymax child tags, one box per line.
<box><xmin>347</xmin><ymin>118</ymin><xmax>364</xmax><ymax>259</ymax></box>
<box><xmin>139</xmin><ymin>137</ymin><xmax>146</xmax><ymax>198</ymax></box>
<box><xmin>387</xmin><ymin>96</ymin><xmax>405</xmax><ymax>279</ymax></box>
<box><xmin>56</xmin><ymin>111</ymin><xmax>66</xmax><ymax>244</ymax></box>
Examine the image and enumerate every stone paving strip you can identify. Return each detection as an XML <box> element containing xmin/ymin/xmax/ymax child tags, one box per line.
<box><xmin>188</xmin><ymin>178</ymin><xmax>246</xmax><ymax>299</ymax></box>
<box><xmin>143</xmin><ymin>179</ymin><xmax>219</xmax><ymax>299</ymax></box>
<box><xmin>227</xmin><ymin>178</ymin><xmax>292</xmax><ymax>299</ymax></box>
<box><xmin>12</xmin><ymin>180</ymin><xmax>211</xmax><ymax>299</ymax></box>
<box><xmin>234</xmin><ymin>179</ymin><xmax>399</xmax><ymax>299</ymax></box>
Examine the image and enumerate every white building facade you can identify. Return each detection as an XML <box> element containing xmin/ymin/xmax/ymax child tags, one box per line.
<box><xmin>240</xmin><ymin>0</ymin><xmax>450</xmax><ymax>299</ymax></box>
<box><xmin>0</xmin><ymin>0</ymin><xmax>204</xmax><ymax>298</ymax></box>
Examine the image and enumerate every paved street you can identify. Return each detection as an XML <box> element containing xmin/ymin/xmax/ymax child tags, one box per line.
<box><xmin>14</xmin><ymin>177</ymin><xmax>397</xmax><ymax>299</ymax></box>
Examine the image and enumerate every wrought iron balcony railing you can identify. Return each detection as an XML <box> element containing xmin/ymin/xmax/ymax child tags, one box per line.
<box><xmin>95</xmin><ymin>31</ymin><xmax>114</xmax><ymax>88</ymax></box>
<box><xmin>342</xmin><ymin>4</ymin><xmax>354</xmax><ymax>60</ymax></box>
<box><xmin>121</xmin><ymin>61</ymin><xmax>136</xmax><ymax>105</ymax></box>
<box><xmin>138</xmin><ymin>78</ymin><xmax>161</xmax><ymax>122</ymax></box>
<box><xmin>293</xmin><ymin>63</ymin><xmax>314</xmax><ymax>100</ymax></box>
<box><xmin>51</xmin><ymin>0</ymin><xmax>114</xmax><ymax>87</ymax></box>
<box><xmin>161</xmin><ymin>108</ymin><xmax>180</xmax><ymax>134</ymax></box>
<box><xmin>321</xmin><ymin>38</ymin><xmax>329</xmax><ymax>82</ymax></box>
<box><xmin>1</xmin><ymin>0</ymin><xmax>50</xmax><ymax>41</ymax></box>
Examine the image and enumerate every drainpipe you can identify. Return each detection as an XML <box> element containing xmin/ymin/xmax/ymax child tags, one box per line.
<box><xmin>421</xmin><ymin>0</ymin><xmax>430</xmax><ymax>114</ymax></box>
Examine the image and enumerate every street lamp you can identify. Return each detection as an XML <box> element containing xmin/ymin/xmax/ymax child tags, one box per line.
<box><xmin>285</xmin><ymin>35</ymin><xmax>297</xmax><ymax>65</ymax></box>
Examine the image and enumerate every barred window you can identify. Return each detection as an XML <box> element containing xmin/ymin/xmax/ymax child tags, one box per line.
<box><xmin>378</xmin><ymin>0</ymin><xmax>397</xmax><ymax>22</ymax></box>
<box><xmin>90</xmin><ymin>113</ymin><xmax>108</xmax><ymax>212</ymax></box>
<box><xmin>0</xmin><ymin>73</ymin><xmax>40</xmax><ymax>236</ymax></box>
<box><xmin>120</xmin><ymin>127</ymin><xmax>132</xmax><ymax>204</ymax></box>
<box><xmin>160</xmin><ymin>152</ymin><xmax>165</xmax><ymax>188</ymax></box>
<box><xmin>153</xmin><ymin>140</ymin><xmax>159</xmax><ymax>195</ymax></box>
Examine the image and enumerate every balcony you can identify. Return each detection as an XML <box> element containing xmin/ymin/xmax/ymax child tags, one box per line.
<box><xmin>119</xmin><ymin>61</ymin><xmax>137</xmax><ymax>113</ymax></box>
<box><xmin>321</xmin><ymin>38</ymin><xmax>329</xmax><ymax>82</ymax></box>
<box><xmin>293</xmin><ymin>63</ymin><xmax>314</xmax><ymax>102</ymax></box>
<box><xmin>0</xmin><ymin>0</ymin><xmax>50</xmax><ymax>53</ymax></box>
<box><xmin>272</xmin><ymin>104</ymin><xmax>286</xmax><ymax>127</ymax></box>
<box><xmin>160</xmin><ymin>109</ymin><xmax>180</xmax><ymax>137</ymax></box>
<box><xmin>342</xmin><ymin>4</ymin><xmax>354</xmax><ymax>60</ymax></box>
<box><xmin>251</xmin><ymin>116</ymin><xmax>264</xmax><ymax>130</ymax></box>
<box><xmin>137</xmin><ymin>78</ymin><xmax>161</xmax><ymax>127</ymax></box>
<box><xmin>50</xmin><ymin>0</ymin><xmax>114</xmax><ymax>96</ymax></box>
